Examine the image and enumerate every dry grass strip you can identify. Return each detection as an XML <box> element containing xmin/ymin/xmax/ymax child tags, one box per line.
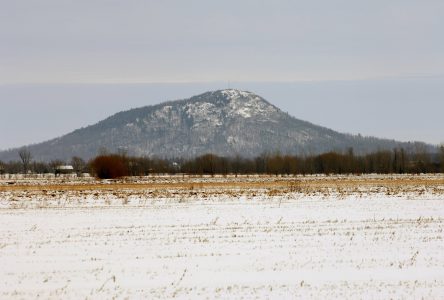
<box><xmin>1</xmin><ymin>177</ymin><xmax>443</xmax><ymax>192</ymax></box>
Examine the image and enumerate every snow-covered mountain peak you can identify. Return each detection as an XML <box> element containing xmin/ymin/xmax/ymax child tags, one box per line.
<box><xmin>215</xmin><ymin>89</ymin><xmax>278</xmax><ymax>119</ymax></box>
<box><xmin>220</xmin><ymin>89</ymin><xmax>254</xmax><ymax>99</ymax></box>
<box><xmin>180</xmin><ymin>89</ymin><xmax>277</xmax><ymax>120</ymax></box>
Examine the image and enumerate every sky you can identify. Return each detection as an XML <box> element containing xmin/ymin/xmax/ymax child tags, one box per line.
<box><xmin>0</xmin><ymin>1</ymin><xmax>443</xmax><ymax>150</ymax></box>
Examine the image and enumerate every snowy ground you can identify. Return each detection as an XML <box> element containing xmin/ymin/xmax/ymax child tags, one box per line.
<box><xmin>0</xmin><ymin>175</ymin><xmax>443</xmax><ymax>299</ymax></box>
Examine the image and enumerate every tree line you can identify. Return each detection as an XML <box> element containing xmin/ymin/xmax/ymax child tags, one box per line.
<box><xmin>1</xmin><ymin>146</ymin><xmax>443</xmax><ymax>178</ymax></box>
<box><xmin>180</xmin><ymin>147</ymin><xmax>444</xmax><ymax>176</ymax></box>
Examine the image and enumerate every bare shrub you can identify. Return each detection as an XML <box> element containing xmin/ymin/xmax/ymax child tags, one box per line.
<box><xmin>91</xmin><ymin>155</ymin><xmax>128</xmax><ymax>179</ymax></box>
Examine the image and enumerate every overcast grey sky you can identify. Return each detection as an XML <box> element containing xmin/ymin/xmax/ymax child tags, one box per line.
<box><xmin>0</xmin><ymin>1</ymin><xmax>443</xmax><ymax>149</ymax></box>
<box><xmin>2</xmin><ymin>0</ymin><xmax>444</xmax><ymax>83</ymax></box>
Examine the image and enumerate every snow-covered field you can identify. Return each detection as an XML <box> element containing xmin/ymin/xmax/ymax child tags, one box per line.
<box><xmin>0</xmin><ymin>175</ymin><xmax>443</xmax><ymax>299</ymax></box>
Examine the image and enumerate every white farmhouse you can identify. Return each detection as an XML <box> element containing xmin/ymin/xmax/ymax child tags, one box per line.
<box><xmin>55</xmin><ymin>165</ymin><xmax>74</xmax><ymax>176</ymax></box>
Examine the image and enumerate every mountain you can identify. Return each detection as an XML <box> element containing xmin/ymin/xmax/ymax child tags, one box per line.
<box><xmin>0</xmin><ymin>89</ymin><xmax>433</xmax><ymax>162</ymax></box>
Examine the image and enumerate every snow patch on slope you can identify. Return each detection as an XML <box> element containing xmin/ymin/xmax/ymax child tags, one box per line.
<box><xmin>185</xmin><ymin>102</ymin><xmax>223</xmax><ymax>127</ymax></box>
<box><xmin>221</xmin><ymin>89</ymin><xmax>279</xmax><ymax>119</ymax></box>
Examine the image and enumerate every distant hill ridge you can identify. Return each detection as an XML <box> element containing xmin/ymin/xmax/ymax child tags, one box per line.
<box><xmin>0</xmin><ymin>89</ymin><xmax>433</xmax><ymax>162</ymax></box>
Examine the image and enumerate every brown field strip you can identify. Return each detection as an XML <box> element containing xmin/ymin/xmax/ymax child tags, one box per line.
<box><xmin>1</xmin><ymin>177</ymin><xmax>443</xmax><ymax>192</ymax></box>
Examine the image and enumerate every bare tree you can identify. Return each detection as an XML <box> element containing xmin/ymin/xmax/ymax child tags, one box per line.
<box><xmin>440</xmin><ymin>145</ymin><xmax>444</xmax><ymax>173</ymax></box>
<box><xmin>18</xmin><ymin>147</ymin><xmax>32</xmax><ymax>174</ymax></box>
<box><xmin>49</xmin><ymin>159</ymin><xmax>64</xmax><ymax>175</ymax></box>
<box><xmin>71</xmin><ymin>156</ymin><xmax>86</xmax><ymax>176</ymax></box>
